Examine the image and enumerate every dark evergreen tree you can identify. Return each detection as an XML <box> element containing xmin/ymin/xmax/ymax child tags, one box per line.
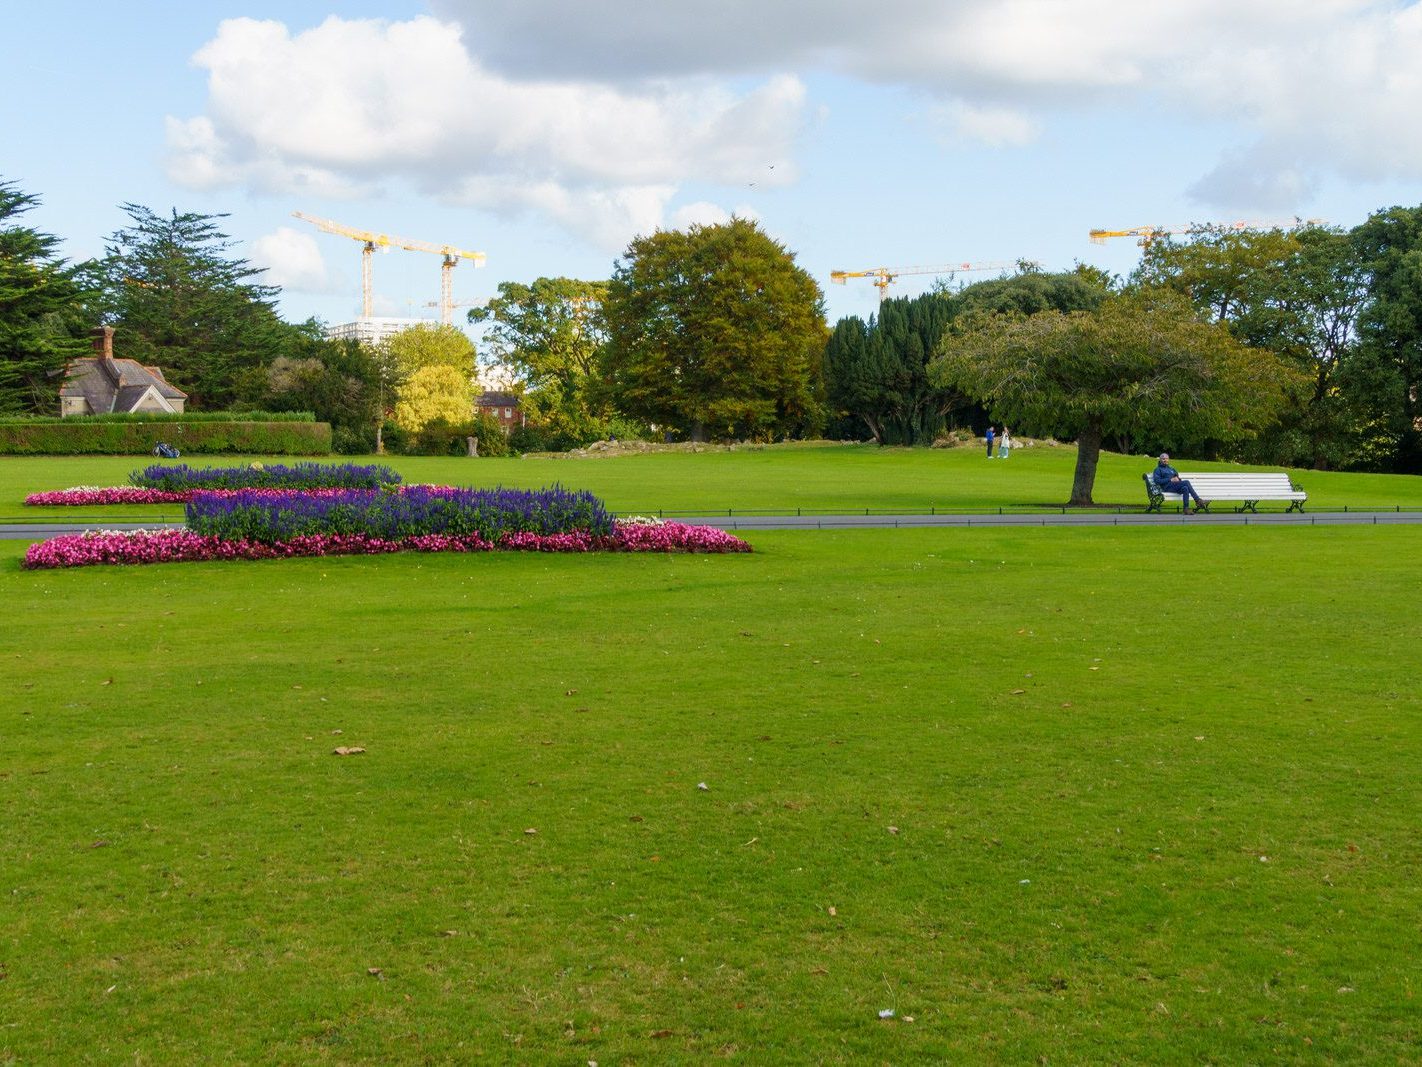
<box><xmin>0</xmin><ymin>179</ymin><xmax>90</xmax><ymax>414</ymax></box>
<box><xmin>824</xmin><ymin>293</ymin><xmax>960</xmax><ymax>445</ymax></box>
<box><xmin>83</xmin><ymin>204</ymin><xmax>297</xmax><ymax>409</ymax></box>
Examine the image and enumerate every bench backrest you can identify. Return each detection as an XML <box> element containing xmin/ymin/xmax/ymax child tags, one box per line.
<box><xmin>1147</xmin><ymin>471</ymin><xmax>1305</xmax><ymax>499</ymax></box>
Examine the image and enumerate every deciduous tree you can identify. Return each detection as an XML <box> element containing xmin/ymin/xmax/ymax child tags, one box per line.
<box><xmin>470</xmin><ymin>277</ymin><xmax>611</xmax><ymax>447</ymax></box>
<box><xmin>932</xmin><ymin>291</ymin><xmax>1298</xmax><ymax>505</ymax></box>
<box><xmin>1351</xmin><ymin>204</ymin><xmax>1422</xmax><ymax>472</ymax></box>
<box><xmin>381</xmin><ymin>324</ymin><xmax>478</xmax><ymax>433</ymax></box>
<box><xmin>603</xmin><ymin>219</ymin><xmax>826</xmax><ymax>441</ymax></box>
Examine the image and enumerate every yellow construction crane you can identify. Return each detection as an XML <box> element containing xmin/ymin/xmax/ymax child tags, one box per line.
<box><xmin>1089</xmin><ymin>219</ymin><xmax>1322</xmax><ymax>246</ymax></box>
<box><xmin>291</xmin><ymin>211</ymin><xmax>486</xmax><ymax>325</ymax></box>
<box><xmin>830</xmin><ymin>261</ymin><xmax>1017</xmax><ymax>302</ymax></box>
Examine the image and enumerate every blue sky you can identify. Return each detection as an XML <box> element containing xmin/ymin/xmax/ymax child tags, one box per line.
<box><xmin>6</xmin><ymin>1</ymin><xmax>1422</xmax><ymax>333</ymax></box>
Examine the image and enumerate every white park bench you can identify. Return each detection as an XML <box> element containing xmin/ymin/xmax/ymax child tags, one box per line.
<box><xmin>1142</xmin><ymin>471</ymin><xmax>1307</xmax><ymax>513</ymax></box>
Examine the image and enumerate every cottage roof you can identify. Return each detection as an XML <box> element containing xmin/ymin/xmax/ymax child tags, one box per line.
<box><xmin>477</xmin><ymin>391</ymin><xmax>521</xmax><ymax>407</ymax></box>
<box><xmin>60</xmin><ymin>357</ymin><xmax>187</xmax><ymax>414</ymax></box>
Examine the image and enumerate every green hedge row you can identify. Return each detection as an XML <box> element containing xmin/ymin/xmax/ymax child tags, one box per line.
<box><xmin>0</xmin><ymin>420</ymin><xmax>332</xmax><ymax>455</ymax></box>
<box><xmin>0</xmin><ymin>411</ymin><xmax>316</xmax><ymax>425</ymax></box>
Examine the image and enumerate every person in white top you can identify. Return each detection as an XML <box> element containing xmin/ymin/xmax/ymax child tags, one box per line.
<box><xmin>997</xmin><ymin>427</ymin><xmax>1012</xmax><ymax>459</ymax></box>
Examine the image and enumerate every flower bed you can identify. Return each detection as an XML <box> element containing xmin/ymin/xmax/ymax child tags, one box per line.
<box><xmin>21</xmin><ymin>521</ymin><xmax>750</xmax><ymax>569</ymax></box>
<box><xmin>185</xmin><ymin>485</ymin><xmax>614</xmax><ymax>544</ymax></box>
<box><xmin>130</xmin><ymin>461</ymin><xmax>402</xmax><ymax>492</ymax></box>
<box><xmin>25</xmin><ymin>485</ymin><xmax>387</xmax><ymax>506</ymax></box>
<box><xmin>26</xmin><ymin>486</ymin><xmax>194</xmax><ymax>506</ymax></box>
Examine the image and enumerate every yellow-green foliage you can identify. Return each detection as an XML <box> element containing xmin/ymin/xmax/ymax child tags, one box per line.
<box><xmin>382</xmin><ymin>325</ymin><xmax>479</xmax><ymax>432</ymax></box>
<box><xmin>392</xmin><ymin>364</ymin><xmax>476</xmax><ymax>432</ymax></box>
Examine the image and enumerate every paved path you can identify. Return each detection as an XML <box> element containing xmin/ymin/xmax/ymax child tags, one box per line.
<box><xmin>683</xmin><ymin>510</ymin><xmax>1422</xmax><ymax>530</ymax></box>
<box><xmin>6</xmin><ymin>511</ymin><xmax>1422</xmax><ymax>540</ymax></box>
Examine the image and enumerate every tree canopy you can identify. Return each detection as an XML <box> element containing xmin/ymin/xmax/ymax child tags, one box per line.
<box><xmin>823</xmin><ymin>271</ymin><xmax>1110</xmax><ymax>446</ymax></box>
<box><xmin>81</xmin><ymin>204</ymin><xmax>296</xmax><ymax>409</ymax></box>
<box><xmin>823</xmin><ymin>292</ymin><xmax>960</xmax><ymax>444</ymax></box>
<box><xmin>470</xmin><ymin>276</ymin><xmax>611</xmax><ymax>447</ymax></box>
<box><xmin>381</xmin><ymin>324</ymin><xmax>478</xmax><ymax>433</ymax></box>
<box><xmin>932</xmin><ymin>291</ymin><xmax>1298</xmax><ymax>504</ymax></box>
<box><xmin>0</xmin><ymin>179</ymin><xmax>90</xmax><ymax>414</ymax></box>
<box><xmin>1134</xmin><ymin>224</ymin><xmax>1371</xmax><ymax>468</ymax></box>
<box><xmin>1351</xmin><ymin>205</ymin><xmax>1422</xmax><ymax>472</ymax></box>
<box><xmin>603</xmin><ymin>218</ymin><xmax>827</xmax><ymax>441</ymax></box>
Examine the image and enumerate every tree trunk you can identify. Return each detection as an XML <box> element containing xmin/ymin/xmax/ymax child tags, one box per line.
<box><xmin>1069</xmin><ymin>420</ymin><xmax>1103</xmax><ymax>506</ymax></box>
<box><xmin>688</xmin><ymin>420</ymin><xmax>707</xmax><ymax>443</ymax></box>
<box><xmin>861</xmin><ymin>413</ymin><xmax>884</xmax><ymax>444</ymax></box>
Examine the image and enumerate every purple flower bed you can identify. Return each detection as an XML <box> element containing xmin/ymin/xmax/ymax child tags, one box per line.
<box><xmin>130</xmin><ymin>461</ymin><xmax>402</xmax><ymax>492</ymax></box>
<box><xmin>21</xmin><ymin>521</ymin><xmax>750</xmax><ymax>569</ymax></box>
<box><xmin>185</xmin><ymin>484</ymin><xmax>614</xmax><ymax>544</ymax></box>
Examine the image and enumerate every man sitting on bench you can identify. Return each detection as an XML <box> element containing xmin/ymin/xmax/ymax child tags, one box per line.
<box><xmin>1152</xmin><ymin>453</ymin><xmax>1209</xmax><ymax>514</ymax></box>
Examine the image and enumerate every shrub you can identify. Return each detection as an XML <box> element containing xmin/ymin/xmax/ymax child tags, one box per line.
<box><xmin>507</xmin><ymin>424</ymin><xmax>548</xmax><ymax>454</ymax></box>
<box><xmin>132</xmin><ymin>461</ymin><xmax>402</xmax><ymax>492</ymax></box>
<box><xmin>0</xmin><ymin>419</ymin><xmax>331</xmax><ymax>455</ymax></box>
<box><xmin>332</xmin><ymin>424</ymin><xmax>378</xmax><ymax>455</ymax></box>
<box><xmin>397</xmin><ymin>416</ymin><xmax>509</xmax><ymax>457</ymax></box>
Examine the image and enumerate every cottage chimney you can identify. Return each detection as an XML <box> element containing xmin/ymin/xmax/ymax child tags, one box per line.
<box><xmin>91</xmin><ymin>326</ymin><xmax>115</xmax><ymax>360</ymax></box>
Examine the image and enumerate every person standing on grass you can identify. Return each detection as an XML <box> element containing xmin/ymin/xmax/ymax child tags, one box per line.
<box><xmin>1151</xmin><ymin>452</ymin><xmax>1209</xmax><ymax>514</ymax></box>
<box><xmin>998</xmin><ymin>427</ymin><xmax>1011</xmax><ymax>459</ymax></box>
<box><xmin>985</xmin><ymin>425</ymin><xmax>995</xmax><ymax>458</ymax></box>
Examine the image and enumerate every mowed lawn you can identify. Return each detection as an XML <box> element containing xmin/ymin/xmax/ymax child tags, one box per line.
<box><xmin>6</xmin><ymin>443</ymin><xmax>1422</xmax><ymax>521</ymax></box>
<box><xmin>3</xmin><ymin>524</ymin><xmax>1420</xmax><ymax>1062</ymax></box>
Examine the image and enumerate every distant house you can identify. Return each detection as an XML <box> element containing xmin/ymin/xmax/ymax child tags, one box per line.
<box><xmin>59</xmin><ymin>327</ymin><xmax>187</xmax><ymax>417</ymax></box>
<box><xmin>476</xmin><ymin>391</ymin><xmax>525</xmax><ymax>433</ymax></box>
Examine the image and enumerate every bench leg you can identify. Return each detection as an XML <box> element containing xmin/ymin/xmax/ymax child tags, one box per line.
<box><xmin>1287</xmin><ymin>500</ymin><xmax>1304</xmax><ymax>513</ymax></box>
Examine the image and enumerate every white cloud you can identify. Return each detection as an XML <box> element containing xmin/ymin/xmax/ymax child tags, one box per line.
<box><xmin>432</xmin><ymin>0</ymin><xmax>1422</xmax><ymax>209</ymax></box>
<box><xmin>929</xmin><ymin>102</ymin><xmax>1038</xmax><ymax>148</ymax></box>
<box><xmin>249</xmin><ymin>227</ymin><xmax>332</xmax><ymax>293</ymax></box>
<box><xmin>167</xmin><ymin>16</ymin><xmax>804</xmax><ymax>251</ymax></box>
<box><xmin>171</xmin><ymin>4</ymin><xmax>1422</xmax><ymax>239</ymax></box>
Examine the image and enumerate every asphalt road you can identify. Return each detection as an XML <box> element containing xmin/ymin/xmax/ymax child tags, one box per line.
<box><xmin>5</xmin><ymin>510</ymin><xmax>1422</xmax><ymax>540</ymax></box>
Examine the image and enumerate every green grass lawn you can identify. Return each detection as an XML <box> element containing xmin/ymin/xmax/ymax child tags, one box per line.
<box><xmin>4</xmin><ymin>525</ymin><xmax>1420</xmax><ymax>1062</ymax></box>
<box><xmin>6</xmin><ymin>443</ymin><xmax>1422</xmax><ymax>522</ymax></box>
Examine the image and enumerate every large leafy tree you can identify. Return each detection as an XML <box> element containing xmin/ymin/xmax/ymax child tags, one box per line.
<box><xmin>603</xmin><ymin>218</ymin><xmax>827</xmax><ymax>441</ymax></box>
<box><xmin>470</xmin><ymin>276</ymin><xmax>611</xmax><ymax>447</ymax></box>
<box><xmin>381</xmin><ymin>324</ymin><xmax>478</xmax><ymax>433</ymax></box>
<box><xmin>83</xmin><ymin>204</ymin><xmax>294</xmax><ymax>409</ymax></box>
<box><xmin>1350</xmin><ymin>205</ymin><xmax>1422</xmax><ymax>472</ymax></box>
<box><xmin>0</xmin><ymin>179</ymin><xmax>90</xmax><ymax>414</ymax></box>
<box><xmin>1135</xmin><ymin>224</ymin><xmax>1370</xmax><ymax>468</ymax></box>
<box><xmin>932</xmin><ymin>291</ymin><xmax>1298</xmax><ymax>505</ymax></box>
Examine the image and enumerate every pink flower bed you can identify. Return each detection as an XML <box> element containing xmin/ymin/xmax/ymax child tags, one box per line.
<box><xmin>21</xmin><ymin>521</ymin><xmax>750</xmax><ymax>569</ymax></box>
<box><xmin>24</xmin><ymin>486</ymin><xmax>415</xmax><ymax>506</ymax></box>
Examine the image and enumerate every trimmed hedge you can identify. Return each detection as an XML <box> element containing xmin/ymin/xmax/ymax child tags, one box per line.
<box><xmin>0</xmin><ymin>419</ymin><xmax>332</xmax><ymax>455</ymax></box>
<box><xmin>0</xmin><ymin>411</ymin><xmax>316</xmax><ymax>425</ymax></box>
